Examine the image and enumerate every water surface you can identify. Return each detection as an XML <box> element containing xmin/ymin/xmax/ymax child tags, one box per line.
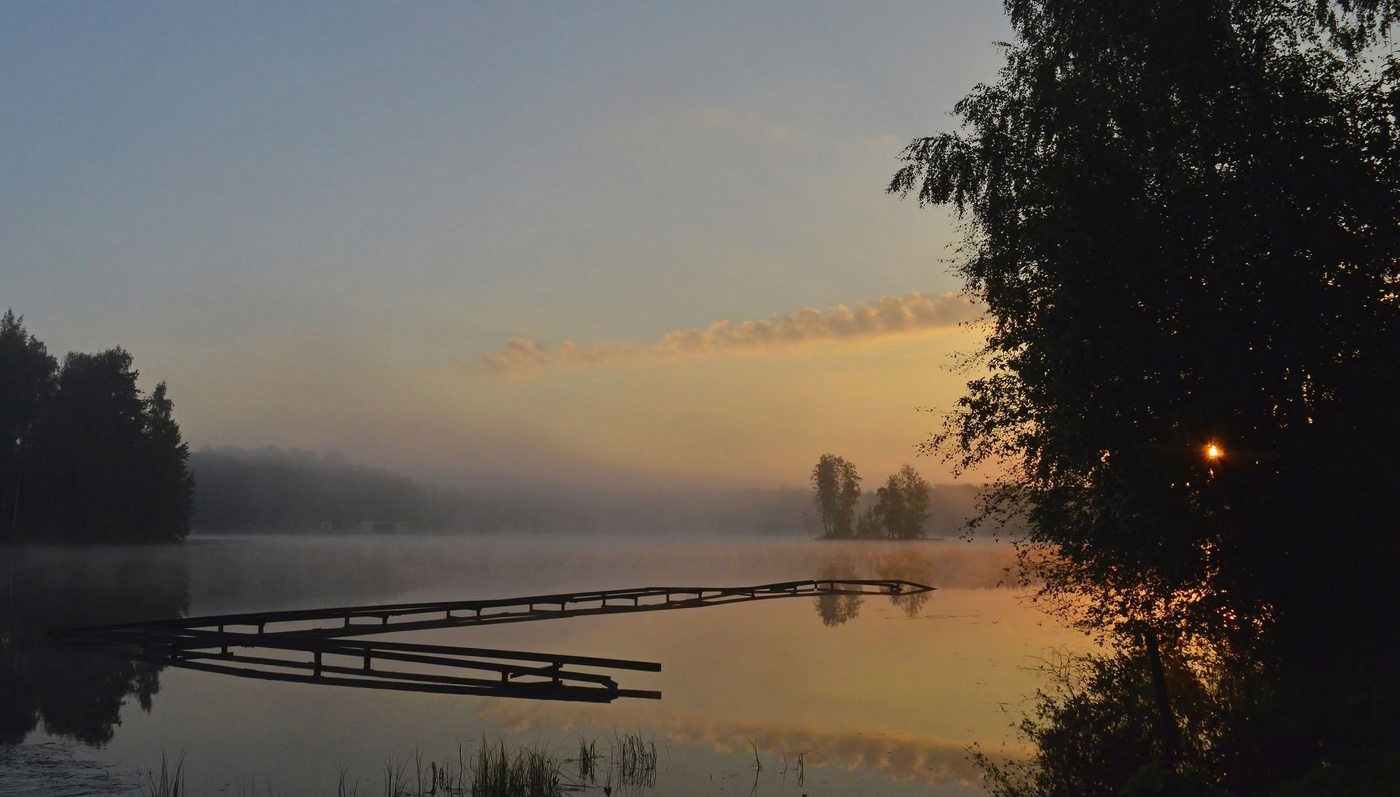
<box><xmin>1</xmin><ymin>534</ymin><xmax>1091</xmax><ymax>795</ymax></box>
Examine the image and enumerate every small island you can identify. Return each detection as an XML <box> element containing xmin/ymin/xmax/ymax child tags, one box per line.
<box><xmin>810</xmin><ymin>454</ymin><xmax>941</xmax><ymax>540</ymax></box>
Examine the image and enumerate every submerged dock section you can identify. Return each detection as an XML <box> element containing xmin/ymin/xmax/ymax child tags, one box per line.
<box><xmin>56</xmin><ymin>579</ymin><xmax>933</xmax><ymax>703</ymax></box>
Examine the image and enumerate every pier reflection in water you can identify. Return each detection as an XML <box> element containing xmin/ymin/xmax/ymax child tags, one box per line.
<box><xmin>4</xmin><ymin>536</ymin><xmax>1089</xmax><ymax>796</ymax></box>
<box><xmin>58</xmin><ymin>579</ymin><xmax>932</xmax><ymax>703</ymax></box>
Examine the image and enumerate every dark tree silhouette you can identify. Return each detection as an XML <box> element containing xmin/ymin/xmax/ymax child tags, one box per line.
<box><xmin>894</xmin><ymin>0</ymin><xmax>1400</xmax><ymax>645</ymax></box>
<box><xmin>0</xmin><ymin>313</ymin><xmax>192</xmax><ymax>543</ymax></box>
<box><xmin>891</xmin><ymin>1</ymin><xmax>1400</xmax><ymax>792</ymax></box>
<box><xmin>0</xmin><ymin>312</ymin><xmax>57</xmax><ymax>540</ymax></box>
<box><xmin>138</xmin><ymin>382</ymin><xmax>195</xmax><ymax>541</ymax></box>
<box><xmin>810</xmin><ymin>454</ymin><xmax>862</xmax><ymax>538</ymax></box>
<box><xmin>873</xmin><ymin>465</ymin><xmax>931</xmax><ymax>540</ymax></box>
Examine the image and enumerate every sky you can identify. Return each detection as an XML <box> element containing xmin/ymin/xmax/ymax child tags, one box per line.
<box><xmin>1</xmin><ymin>2</ymin><xmax>1012</xmax><ymax>491</ymax></box>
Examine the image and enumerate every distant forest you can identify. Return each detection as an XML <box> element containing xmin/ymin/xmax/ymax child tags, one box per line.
<box><xmin>191</xmin><ymin>447</ymin><xmax>465</xmax><ymax>533</ymax></box>
<box><xmin>190</xmin><ymin>446</ymin><xmax>985</xmax><ymax>537</ymax></box>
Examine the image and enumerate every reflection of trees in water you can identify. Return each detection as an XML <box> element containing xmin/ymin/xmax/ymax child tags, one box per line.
<box><xmin>975</xmin><ymin>650</ymin><xmax>1182</xmax><ymax>797</ymax></box>
<box><xmin>814</xmin><ymin>592</ymin><xmax>863</xmax><ymax>627</ymax></box>
<box><xmin>977</xmin><ymin>644</ymin><xmax>1294</xmax><ymax>797</ymax></box>
<box><xmin>812</xmin><ymin>553</ymin><xmax>863</xmax><ymax>626</ymax></box>
<box><xmin>810</xmin><ymin>543</ymin><xmax>943</xmax><ymax>624</ymax></box>
<box><xmin>978</xmin><ymin>634</ymin><xmax>1400</xmax><ymax>797</ymax></box>
<box><xmin>0</xmin><ymin>547</ymin><xmax>189</xmax><ymax>746</ymax></box>
<box><xmin>871</xmin><ymin>548</ymin><xmax>936</xmax><ymax>617</ymax></box>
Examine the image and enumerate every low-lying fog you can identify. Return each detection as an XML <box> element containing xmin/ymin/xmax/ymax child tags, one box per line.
<box><xmin>189</xmin><ymin>445</ymin><xmax>992</xmax><ymax>537</ymax></box>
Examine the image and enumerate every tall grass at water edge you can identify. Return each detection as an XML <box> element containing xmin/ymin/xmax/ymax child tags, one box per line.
<box><xmin>141</xmin><ymin>752</ymin><xmax>185</xmax><ymax>797</ymax></box>
<box><xmin>138</xmin><ymin>733</ymin><xmax>663</xmax><ymax>796</ymax></box>
<box><xmin>335</xmin><ymin>734</ymin><xmax>660</xmax><ymax>796</ymax></box>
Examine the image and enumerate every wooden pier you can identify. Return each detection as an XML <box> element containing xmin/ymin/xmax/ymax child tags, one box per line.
<box><xmin>55</xmin><ymin>579</ymin><xmax>933</xmax><ymax>703</ymax></box>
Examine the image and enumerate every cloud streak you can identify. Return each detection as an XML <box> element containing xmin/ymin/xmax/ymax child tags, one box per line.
<box><xmin>477</xmin><ymin>291</ymin><xmax>983</xmax><ymax>378</ymax></box>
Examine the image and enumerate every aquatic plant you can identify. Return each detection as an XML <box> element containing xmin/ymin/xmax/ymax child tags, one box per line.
<box><xmin>141</xmin><ymin>752</ymin><xmax>186</xmax><ymax>797</ymax></box>
<box><xmin>140</xmin><ymin>733</ymin><xmax>666</xmax><ymax>796</ymax></box>
<box><xmin>574</xmin><ymin>736</ymin><xmax>599</xmax><ymax>784</ymax></box>
<box><xmin>609</xmin><ymin>731</ymin><xmax>658</xmax><ymax>790</ymax></box>
<box><xmin>468</xmin><ymin>737</ymin><xmax>564</xmax><ymax>797</ymax></box>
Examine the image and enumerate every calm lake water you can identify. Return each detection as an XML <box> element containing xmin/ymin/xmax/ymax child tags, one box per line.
<box><xmin>1</xmin><ymin>535</ymin><xmax>1092</xmax><ymax>795</ymax></box>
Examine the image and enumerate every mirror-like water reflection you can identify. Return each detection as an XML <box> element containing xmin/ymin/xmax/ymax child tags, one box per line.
<box><xmin>1</xmin><ymin>547</ymin><xmax>188</xmax><ymax>747</ymax></box>
<box><xmin>61</xmin><ymin>578</ymin><xmax>933</xmax><ymax>705</ymax></box>
<box><xmin>2</xmin><ymin>535</ymin><xmax>1091</xmax><ymax>795</ymax></box>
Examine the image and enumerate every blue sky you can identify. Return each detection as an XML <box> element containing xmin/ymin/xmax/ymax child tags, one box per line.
<box><xmin>2</xmin><ymin>2</ymin><xmax>1011</xmax><ymax>489</ymax></box>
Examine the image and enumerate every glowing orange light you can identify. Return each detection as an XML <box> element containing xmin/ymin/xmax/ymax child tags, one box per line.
<box><xmin>1205</xmin><ymin>443</ymin><xmax>1222</xmax><ymax>460</ymax></box>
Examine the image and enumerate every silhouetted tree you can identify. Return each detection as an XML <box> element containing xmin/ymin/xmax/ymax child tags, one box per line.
<box><xmin>138</xmin><ymin>382</ymin><xmax>195</xmax><ymax>542</ymax></box>
<box><xmin>853</xmin><ymin>505</ymin><xmax>883</xmax><ymax>539</ymax></box>
<box><xmin>894</xmin><ymin>0</ymin><xmax>1400</xmax><ymax>648</ymax></box>
<box><xmin>892</xmin><ymin>1</ymin><xmax>1400</xmax><ymax>792</ymax></box>
<box><xmin>873</xmin><ymin>465</ymin><xmax>931</xmax><ymax>540</ymax></box>
<box><xmin>810</xmin><ymin>454</ymin><xmax>861</xmax><ymax>538</ymax></box>
<box><xmin>0</xmin><ymin>314</ymin><xmax>192</xmax><ymax>543</ymax></box>
<box><xmin>811</xmin><ymin>455</ymin><xmax>840</xmax><ymax>537</ymax></box>
<box><xmin>0</xmin><ymin>312</ymin><xmax>56</xmax><ymax>541</ymax></box>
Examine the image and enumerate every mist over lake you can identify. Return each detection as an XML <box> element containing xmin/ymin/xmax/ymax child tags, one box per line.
<box><xmin>11</xmin><ymin>0</ymin><xmax>1387</xmax><ymax>791</ymax></box>
<box><xmin>2</xmin><ymin>533</ymin><xmax>1088</xmax><ymax>795</ymax></box>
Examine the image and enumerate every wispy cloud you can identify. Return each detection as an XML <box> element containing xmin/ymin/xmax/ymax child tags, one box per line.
<box><xmin>476</xmin><ymin>291</ymin><xmax>983</xmax><ymax>378</ymax></box>
<box><xmin>695</xmin><ymin>107</ymin><xmax>802</xmax><ymax>148</ymax></box>
<box><xmin>696</xmin><ymin>107</ymin><xmax>757</xmax><ymax>129</ymax></box>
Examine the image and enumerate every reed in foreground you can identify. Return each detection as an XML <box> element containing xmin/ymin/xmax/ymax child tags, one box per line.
<box><xmin>468</xmin><ymin>737</ymin><xmax>565</xmax><ymax>797</ymax></box>
<box><xmin>610</xmin><ymin>731</ymin><xmax>659</xmax><ymax>790</ymax></box>
<box><xmin>141</xmin><ymin>752</ymin><xmax>186</xmax><ymax>797</ymax></box>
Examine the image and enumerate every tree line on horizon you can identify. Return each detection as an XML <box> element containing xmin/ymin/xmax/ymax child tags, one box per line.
<box><xmin>0</xmin><ymin>311</ymin><xmax>193</xmax><ymax>543</ymax></box>
<box><xmin>809</xmin><ymin>454</ymin><xmax>936</xmax><ymax>540</ymax></box>
<box><xmin>0</xmin><ymin>309</ymin><xmax>978</xmax><ymax>544</ymax></box>
<box><xmin>190</xmin><ymin>445</ymin><xmax>832</xmax><ymax>536</ymax></box>
<box><xmin>190</xmin><ymin>446</ymin><xmax>461</xmax><ymax>533</ymax></box>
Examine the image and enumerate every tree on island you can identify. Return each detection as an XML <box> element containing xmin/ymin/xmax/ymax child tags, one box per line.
<box><xmin>810</xmin><ymin>454</ymin><xmax>861</xmax><ymax>538</ymax></box>
<box><xmin>811</xmin><ymin>458</ymin><xmax>932</xmax><ymax>540</ymax></box>
<box><xmin>0</xmin><ymin>311</ymin><xmax>192</xmax><ymax>543</ymax></box>
<box><xmin>872</xmin><ymin>465</ymin><xmax>931</xmax><ymax>540</ymax></box>
<box><xmin>892</xmin><ymin>0</ymin><xmax>1400</xmax><ymax>793</ymax></box>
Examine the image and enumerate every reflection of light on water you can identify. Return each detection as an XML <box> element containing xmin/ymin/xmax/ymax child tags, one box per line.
<box><xmin>445</xmin><ymin>541</ymin><xmax>1084</xmax><ymax>786</ymax></box>
<box><xmin>480</xmin><ymin>700</ymin><xmax>1013</xmax><ymax>785</ymax></box>
<box><xmin>809</xmin><ymin>540</ymin><xmax>1025</xmax><ymax>624</ymax></box>
<box><xmin>0</xmin><ymin>739</ymin><xmax>138</xmax><ymax>795</ymax></box>
<box><xmin>464</xmin><ymin>543</ymin><xmax>1082</xmax><ymax>789</ymax></box>
<box><xmin>18</xmin><ymin>536</ymin><xmax>1085</xmax><ymax>795</ymax></box>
